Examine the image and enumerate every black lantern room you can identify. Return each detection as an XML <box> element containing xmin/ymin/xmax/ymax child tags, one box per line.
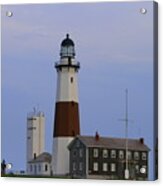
<box><xmin>60</xmin><ymin>34</ymin><xmax>75</xmax><ymax>58</ymax></box>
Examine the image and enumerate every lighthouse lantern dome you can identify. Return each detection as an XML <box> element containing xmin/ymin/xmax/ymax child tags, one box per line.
<box><xmin>60</xmin><ymin>34</ymin><xmax>75</xmax><ymax>58</ymax></box>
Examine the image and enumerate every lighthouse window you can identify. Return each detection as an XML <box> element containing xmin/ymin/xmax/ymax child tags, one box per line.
<box><xmin>70</xmin><ymin>77</ymin><xmax>73</xmax><ymax>83</ymax></box>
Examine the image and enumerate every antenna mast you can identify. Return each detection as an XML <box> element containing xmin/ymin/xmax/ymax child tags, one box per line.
<box><xmin>125</xmin><ymin>89</ymin><xmax>129</xmax><ymax>179</ymax></box>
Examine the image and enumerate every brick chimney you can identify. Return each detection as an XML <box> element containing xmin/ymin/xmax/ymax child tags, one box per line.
<box><xmin>95</xmin><ymin>131</ymin><xmax>100</xmax><ymax>141</ymax></box>
<box><xmin>139</xmin><ymin>138</ymin><xmax>144</xmax><ymax>144</ymax></box>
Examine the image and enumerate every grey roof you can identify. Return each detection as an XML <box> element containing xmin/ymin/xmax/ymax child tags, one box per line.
<box><xmin>69</xmin><ymin>135</ymin><xmax>150</xmax><ymax>151</ymax></box>
<box><xmin>28</xmin><ymin>152</ymin><xmax>52</xmax><ymax>163</ymax></box>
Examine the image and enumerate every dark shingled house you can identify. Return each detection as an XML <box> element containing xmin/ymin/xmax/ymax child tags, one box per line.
<box><xmin>68</xmin><ymin>133</ymin><xmax>150</xmax><ymax>180</ymax></box>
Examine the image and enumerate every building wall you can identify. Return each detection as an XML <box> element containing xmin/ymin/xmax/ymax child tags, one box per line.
<box><xmin>26</xmin><ymin>112</ymin><xmax>45</xmax><ymax>173</ymax></box>
<box><xmin>88</xmin><ymin>147</ymin><xmax>148</xmax><ymax>180</ymax></box>
<box><xmin>69</xmin><ymin>139</ymin><xmax>148</xmax><ymax>180</ymax></box>
<box><xmin>69</xmin><ymin>139</ymin><xmax>86</xmax><ymax>178</ymax></box>
<box><xmin>27</xmin><ymin>162</ymin><xmax>51</xmax><ymax>176</ymax></box>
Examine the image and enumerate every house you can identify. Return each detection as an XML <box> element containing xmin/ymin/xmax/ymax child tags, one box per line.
<box><xmin>68</xmin><ymin>133</ymin><xmax>150</xmax><ymax>180</ymax></box>
<box><xmin>27</xmin><ymin>152</ymin><xmax>52</xmax><ymax>176</ymax></box>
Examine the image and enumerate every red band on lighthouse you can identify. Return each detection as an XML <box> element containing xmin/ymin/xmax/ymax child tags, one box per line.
<box><xmin>53</xmin><ymin>101</ymin><xmax>80</xmax><ymax>137</ymax></box>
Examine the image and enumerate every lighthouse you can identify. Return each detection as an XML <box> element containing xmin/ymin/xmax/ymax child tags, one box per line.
<box><xmin>52</xmin><ymin>34</ymin><xmax>80</xmax><ymax>175</ymax></box>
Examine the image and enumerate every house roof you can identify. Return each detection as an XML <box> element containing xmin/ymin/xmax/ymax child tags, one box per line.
<box><xmin>28</xmin><ymin>152</ymin><xmax>52</xmax><ymax>163</ymax></box>
<box><xmin>68</xmin><ymin>135</ymin><xmax>150</xmax><ymax>151</ymax></box>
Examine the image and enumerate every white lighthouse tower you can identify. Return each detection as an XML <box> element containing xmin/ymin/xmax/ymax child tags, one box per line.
<box><xmin>52</xmin><ymin>34</ymin><xmax>80</xmax><ymax>175</ymax></box>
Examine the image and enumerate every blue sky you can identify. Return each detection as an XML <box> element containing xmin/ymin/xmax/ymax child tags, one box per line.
<box><xmin>1</xmin><ymin>1</ymin><xmax>155</xmax><ymax>180</ymax></box>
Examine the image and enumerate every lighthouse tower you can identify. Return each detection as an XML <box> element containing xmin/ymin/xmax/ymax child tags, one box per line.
<box><xmin>52</xmin><ymin>34</ymin><xmax>80</xmax><ymax>175</ymax></box>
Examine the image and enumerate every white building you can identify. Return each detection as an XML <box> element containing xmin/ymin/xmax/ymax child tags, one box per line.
<box><xmin>26</xmin><ymin>110</ymin><xmax>51</xmax><ymax>176</ymax></box>
<box><xmin>27</xmin><ymin>152</ymin><xmax>51</xmax><ymax>176</ymax></box>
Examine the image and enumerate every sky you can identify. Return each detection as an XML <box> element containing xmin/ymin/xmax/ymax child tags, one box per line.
<box><xmin>1</xmin><ymin>1</ymin><xmax>156</xmax><ymax>180</ymax></box>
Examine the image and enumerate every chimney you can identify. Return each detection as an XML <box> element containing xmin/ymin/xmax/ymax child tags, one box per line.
<box><xmin>95</xmin><ymin>131</ymin><xmax>100</xmax><ymax>141</ymax></box>
<box><xmin>139</xmin><ymin>138</ymin><xmax>144</xmax><ymax>144</ymax></box>
<box><xmin>34</xmin><ymin>153</ymin><xmax>36</xmax><ymax>159</ymax></box>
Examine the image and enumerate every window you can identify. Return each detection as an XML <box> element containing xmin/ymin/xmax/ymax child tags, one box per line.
<box><xmin>93</xmin><ymin>148</ymin><xmax>99</xmax><ymax>158</ymax></box>
<box><xmin>127</xmin><ymin>151</ymin><xmax>132</xmax><ymax>160</ymax></box>
<box><xmin>110</xmin><ymin>163</ymin><xmax>116</xmax><ymax>172</ymax></box>
<box><xmin>30</xmin><ymin>164</ymin><xmax>33</xmax><ymax>172</ymax></box>
<box><xmin>73</xmin><ymin>150</ymin><xmax>77</xmax><ymax>157</ymax></box>
<box><xmin>119</xmin><ymin>150</ymin><xmax>124</xmax><ymax>159</ymax></box>
<box><xmin>70</xmin><ymin>77</ymin><xmax>73</xmax><ymax>83</ymax></box>
<box><xmin>103</xmin><ymin>163</ymin><xmax>108</xmax><ymax>172</ymax></box>
<box><xmin>34</xmin><ymin>165</ymin><xmax>37</xmax><ymax>174</ymax></box>
<box><xmin>134</xmin><ymin>152</ymin><xmax>139</xmax><ymax>160</ymax></box>
<box><xmin>79</xmin><ymin>162</ymin><xmax>83</xmax><ymax>171</ymax></box>
<box><xmin>111</xmin><ymin>150</ymin><xmax>116</xmax><ymax>158</ymax></box>
<box><xmin>28</xmin><ymin>127</ymin><xmax>36</xmax><ymax>130</ymax></box>
<box><xmin>142</xmin><ymin>152</ymin><xmax>147</xmax><ymax>160</ymax></box>
<box><xmin>103</xmin><ymin>149</ymin><xmax>108</xmax><ymax>158</ymax></box>
<box><xmin>79</xmin><ymin>149</ymin><xmax>83</xmax><ymax>157</ymax></box>
<box><xmin>135</xmin><ymin>165</ymin><xmax>139</xmax><ymax>174</ymax></box>
<box><xmin>93</xmin><ymin>162</ymin><xmax>98</xmax><ymax>171</ymax></box>
<box><xmin>73</xmin><ymin>162</ymin><xmax>76</xmax><ymax>171</ymax></box>
<box><xmin>45</xmin><ymin>164</ymin><xmax>48</xmax><ymax>171</ymax></box>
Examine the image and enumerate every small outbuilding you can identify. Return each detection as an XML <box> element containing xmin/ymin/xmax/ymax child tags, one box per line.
<box><xmin>27</xmin><ymin>152</ymin><xmax>52</xmax><ymax>176</ymax></box>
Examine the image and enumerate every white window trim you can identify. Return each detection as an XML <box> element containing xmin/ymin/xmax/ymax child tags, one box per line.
<box><xmin>103</xmin><ymin>163</ymin><xmax>108</xmax><ymax>172</ymax></box>
<box><xmin>110</xmin><ymin>163</ymin><xmax>116</xmax><ymax>172</ymax></box>
<box><xmin>93</xmin><ymin>162</ymin><xmax>98</xmax><ymax>171</ymax></box>
<box><xmin>103</xmin><ymin>149</ymin><xmax>108</xmax><ymax>158</ymax></box>
<box><xmin>73</xmin><ymin>162</ymin><xmax>76</xmax><ymax>171</ymax></box>
<box><xmin>127</xmin><ymin>151</ymin><xmax>132</xmax><ymax>160</ymax></box>
<box><xmin>93</xmin><ymin>148</ymin><xmax>99</xmax><ymax>158</ymax></box>
<box><xmin>134</xmin><ymin>152</ymin><xmax>139</xmax><ymax>160</ymax></box>
<box><xmin>119</xmin><ymin>150</ymin><xmax>124</xmax><ymax>159</ymax></box>
<box><xmin>142</xmin><ymin>152</ymin><xmax>147</xmax><ymax>160</ymax></box>
<box><xmin>79</xmin><ymin>162</ymin><xmax>83</xmax><ymax>171</ymax></box>
<box><xmin>111</xmin><ymin>150</ymin><xmax>116</xmax><ymax>158</ymax></box>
